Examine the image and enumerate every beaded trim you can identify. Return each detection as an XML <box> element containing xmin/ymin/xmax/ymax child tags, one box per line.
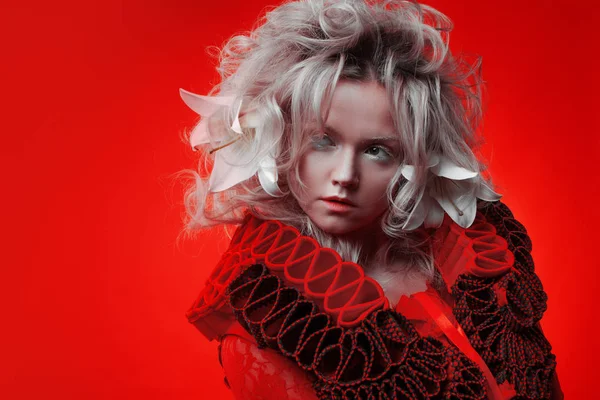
<box><xmin>450</xmin><ymin>201</ymin><xmax>557</xmax><ymax>398</ymax></box>
<box><xmin>227</xmin><ymin>263</ymin><xmax>488</xmax><ymax>399</ymax></box>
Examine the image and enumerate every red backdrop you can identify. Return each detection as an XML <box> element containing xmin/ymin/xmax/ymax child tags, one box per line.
<box><xmin>3</xmin><ymin>0</ymin><xmax>598</xmax><ymax>398</ymax></box>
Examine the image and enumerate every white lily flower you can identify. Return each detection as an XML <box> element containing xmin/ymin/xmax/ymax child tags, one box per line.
<box><xmin>179</xmin><ymin>88</ymin><xmax>283</xmax><ymax>196</ymax></box>
<box><xmin>401</xmin><ymin>154</ymin><xmax>502</xmax><ymax>230</ymax></box>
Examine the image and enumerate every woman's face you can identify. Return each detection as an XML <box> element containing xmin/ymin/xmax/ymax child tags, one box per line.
<box><xmin>292</xmin><ymin>80</ymin><xmax>402</xmax><ymax>236</ymax></box>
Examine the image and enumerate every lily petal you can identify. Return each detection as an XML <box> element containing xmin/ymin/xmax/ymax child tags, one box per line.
<box><xmin>180</xmin><ymin>88</ymin><xmax>244</xmax><ymax>148</ymax></box>
<box><xmin>179</xmin><ymin>89</ymin><xmax>234</xmax><ymax>114</ymax></box>
<box><xmin>424</xmin><ymin>199</ymin><xmax>445</xmax><ymax>228</ymax></box>
<box><xmin>230</xmin><ymin>99</ymin><xmax>244</xmax><ymax>134</ymax></box>
<box><xmin>430</xmin><ymin>155</ymin><xmax>478</xmax><ymax>180</ymax></box>
<box><xmin>258</xmin><ymin>155</ymin><xmax>284</xmax><ymax>197</ymax></box>
<box><xmin>238</xmin><ymin>108</ymin><xmax>262</xmax><ymax>130</ymax></box>
<box><xmin>476</xmin><ymin>180</ymin><xmax>503</xmax><ymax>202</ymax></box>
<box><xmin>189</xmin><ymin>119</ymin><xmax>212</xmax><ymax>147</ymax></box>
<box><xmin>400</xmin><ymin>165</ymin><xmax>417</xmax><ymax>182</ymax></box>
<box><xmin>182</xmin><ymin>89</ymin><xmax>280</xmax><ymax>195</ymax></box>
<box><xmin>402</xmin><ymin>188</ymin><xmax>428</xmax><ymax>230</ymax></box>
<box><xmin>430</xmin><ymin>178</ymin><xmax>478</xmax><ymax>228</ymax></box>
<box><xmin>401</xmin><ymin>154</ymin><xmax>441</xmax><ymax>182</ymax></box>
<box><xmin>208</xmin><ymin>142</ymin><xmax>260</xmax><ymax>192</ymax></box>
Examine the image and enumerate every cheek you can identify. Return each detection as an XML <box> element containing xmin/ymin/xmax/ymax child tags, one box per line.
<box><xmin>361</xmin><ymin>168</ymin><xmax>396</xmax><ymax>202</ymax></box>
<box><xmin>298</xmin><ymin>152</ymin><xmax>326</xmax><ymax>189</ymax></box>
<box><xmin>368</xmin><ymin>188</ymin><xmax>390</xmax><ymax>209</ymax></box>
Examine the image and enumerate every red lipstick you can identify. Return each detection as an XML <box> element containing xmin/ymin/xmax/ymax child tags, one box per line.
<box><xmin>320</xmin><ymin>196</ymin><xmax>356</xmax><ymax>212</ymax></box>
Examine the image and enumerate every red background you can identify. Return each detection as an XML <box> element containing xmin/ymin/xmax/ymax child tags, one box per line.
<box><xmin>3</xmin><ymin>0</ymin><xmax>598</xmax><ymax>398</ymax></box>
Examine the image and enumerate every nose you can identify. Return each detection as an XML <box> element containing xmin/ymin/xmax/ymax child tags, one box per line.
<box><xmin>331</xmin><ymin>150</ymin><xmax>359</xmax><ymax>189</ymax></box>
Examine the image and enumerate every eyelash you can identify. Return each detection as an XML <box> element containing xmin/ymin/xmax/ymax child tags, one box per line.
<box><xmin>311</xmin><ymin>134</ymin><xmax>394</xmax><ymax>160</ymax></box>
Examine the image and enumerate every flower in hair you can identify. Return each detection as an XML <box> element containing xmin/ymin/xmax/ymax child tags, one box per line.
<box><xmin>179</xmin><ymin>89</ymin><xmax>283</xmax><ymax>196</ymax></box>
<box><xmin>400</xmin><ymin>154</ymin><xmax>502</xmax><ymax>230</ymax></box>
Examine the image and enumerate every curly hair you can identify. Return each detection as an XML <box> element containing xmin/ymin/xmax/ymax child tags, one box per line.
<box><xmin>180</xmin><ymin>0</ymin><xmax>495</xmax><ymax>302</ymax></box>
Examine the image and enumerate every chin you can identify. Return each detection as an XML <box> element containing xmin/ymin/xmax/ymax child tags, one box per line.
<box><xmin>317</xmin><ymin>215</ymin><xmax>383</xmax><ymax>238</ymax></box>
<box><xmin>321</xmin><ymin>225</ymin><xmax>356</xmax><ymax>236</ymax></box>
<box><xmin>316</xmin><ymin>219</ymin><xmax>365</xmax><ymax>237</ymax></box>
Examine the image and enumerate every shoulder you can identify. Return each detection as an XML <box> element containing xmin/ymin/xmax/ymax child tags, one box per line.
<box><xmin>186</xmin><ymin>215</ymin><xmax>266</xmax><ymax>341</ymax></box>
<box><xmin>430</xmin><ymin>199</ymin><xmax>549</xmax><ymax>329</ymax></box>
<box><xmin>431</xmin><ymin>200</ymin><xmax>518</xmax><ymax>289</ymax></box>
<box><xmin>448</xmin><ymin>200</ymin><xmax>558</xmax><ymax>398</ymax></box>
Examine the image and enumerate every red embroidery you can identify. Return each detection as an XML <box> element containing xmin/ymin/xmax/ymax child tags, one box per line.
<box><xmin>493</xmin><ymin>281</ymin><xmax>509</xmax><ymax>307</ymax></box>
<box><xmin>227</xmin><ymin>263</ymin><xmax>487</xmax><ymax>399</ymax></box>
<box><xmin>451</xmin><ymin>201</ymin><xmax>556</xmax><ymax>399</ymax></box>
<box><xmin>433</xmin><ymin>213</ymin><xmax>515</xmax><ymax>290</ymax></box>
<box><xmin>188</xmin><ymin>215</ymin><xmax>389</xmax><ymax>330</ymax></box>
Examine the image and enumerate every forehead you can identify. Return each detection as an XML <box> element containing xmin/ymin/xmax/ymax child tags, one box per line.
<box><xmin>323</xmin><ymin>80</ymin><xmax>396</xmax><ymax>139</ymax></box>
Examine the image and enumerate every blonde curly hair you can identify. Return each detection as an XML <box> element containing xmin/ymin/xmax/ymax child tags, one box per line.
<box><xmin>180</xmin><ymin>0</ymin><xmax>494</xmax><ymax>300</ymax></box>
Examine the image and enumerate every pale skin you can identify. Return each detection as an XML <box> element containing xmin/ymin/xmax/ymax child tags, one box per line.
<box><xmin>291</xmin><ymin>79</ymin><xmax>402</xmax><ymax>256</ymax></box>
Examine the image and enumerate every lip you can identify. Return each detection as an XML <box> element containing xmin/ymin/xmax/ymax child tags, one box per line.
<box><xmin>321</xmin><ymin>196</ymin><xmax>356</xmax><ymax>206</ymax></box>
<box><xmin>320</xmin><ymin>197</ymin><xmax>356</xmax><ymax>213</ymax></box>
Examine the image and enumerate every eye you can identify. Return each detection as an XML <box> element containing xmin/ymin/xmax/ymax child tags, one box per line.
<box><xmin>365</xmin><ymin>145</ymin><xmax>393</xmax><ymax>160</ymax></box>
<box><xmin>311</xmin><ymin>134</ymin><xmax>335</xmax><ymax>149</ymax></box>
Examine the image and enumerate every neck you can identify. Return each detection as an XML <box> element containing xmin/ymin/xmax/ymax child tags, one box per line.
<box><xmin>337</xmin><ymin>219</ymin><xmax>389</xmax><ymax>267</ymax></box>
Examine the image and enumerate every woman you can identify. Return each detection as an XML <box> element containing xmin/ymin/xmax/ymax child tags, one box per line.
<box><xmin>181</xmin><ymin>1</ymin><xmax>562</xmax><ymax>398</ymax></box>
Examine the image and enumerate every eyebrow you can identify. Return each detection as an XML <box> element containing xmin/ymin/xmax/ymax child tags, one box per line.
<box><xmin>323</xmin><ymin>125</ymin><xmax>400</xmax><ymax>145</ymax></box>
